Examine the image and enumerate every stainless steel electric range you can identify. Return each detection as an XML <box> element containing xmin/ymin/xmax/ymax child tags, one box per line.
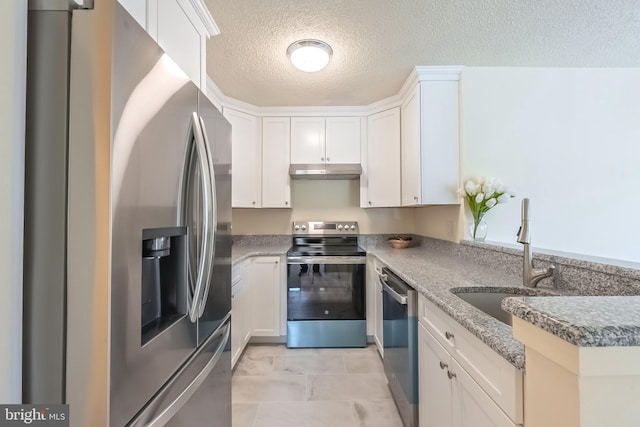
<box><xmin>286</xmin><ymin>221</ymin><xmax>367</xmax><ymax>348</ymax></box>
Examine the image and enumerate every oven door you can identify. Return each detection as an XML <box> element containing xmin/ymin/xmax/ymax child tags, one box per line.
<box><xmin>286</xmin><ymin>256</ymin><xmax>366</xmax><ymax>347</ymax></box>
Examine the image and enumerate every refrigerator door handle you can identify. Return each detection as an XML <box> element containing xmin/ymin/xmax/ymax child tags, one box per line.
<box><xmin>127</xmin><ymin>319</ymin><xmax>231</xmax><ymax>427</ymax></box>
<box><xmin>178</xmin><ymin>112</ymin><xmax>214</xmax><ymax>322</ymax></box>
<box><xmin>196</xmin><ymin>116</ymin><xmax>217</xmax><ymax>318</ymax></box>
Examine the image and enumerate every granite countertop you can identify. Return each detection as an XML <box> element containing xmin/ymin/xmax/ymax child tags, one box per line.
<box><xmin>366</xmin><ymin>245</ymin><xmax>555</xmax><ymax>370</ymax></box>
<box><xmin>502</xmin><ymin>296</ymin><xmax>640</xmax><ymax>347</ymax></box>
<box><xmin>231</xmin><ymin>238</ymin><xmax>291</xmax><ymax>264</ymax></box>
<box><xmin>230</xmin><ymin>236</ymin><xmax>640</xmax><ymax>368</ymax></box>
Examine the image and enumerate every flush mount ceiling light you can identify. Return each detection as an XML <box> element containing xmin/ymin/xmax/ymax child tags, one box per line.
<box><xmin>287</xmin><ymin>39</ymin><xmax>333</xmax><ymax>72</ymax></box>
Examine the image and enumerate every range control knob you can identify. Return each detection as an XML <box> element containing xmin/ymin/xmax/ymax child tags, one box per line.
<box><xmin>350</xmin><ymin>225</ymin><xmax>356</xmax><ymax>231</ymax></box>
<box><xmin>294</xmin><ymin>225</ymin><xmax>300</xmax><ymax>230</ymax></box>
<box><xmin>301</xmin><ymin>225</ymin><xmax>307</xmax><ymax>231</ymax></box>
<box><xmin>338</xmin><ymin>224</ymin><xmax>344</xmax><ymax>230</ymax></box>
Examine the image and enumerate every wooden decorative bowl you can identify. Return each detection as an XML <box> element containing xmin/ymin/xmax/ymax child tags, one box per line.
<box><xmin>388</xmin><ymin>238</ymin><xmax>411</xmax><ymax>249</ymax></box>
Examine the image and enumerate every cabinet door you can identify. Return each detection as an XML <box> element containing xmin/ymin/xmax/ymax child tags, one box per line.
<box><xmin>290</xmin><ymin>117</ymin><xmax>325</xmax><ymax>164</ymax></box>
<box><xmin>262</xmin><ymin>117</ymin><xmax>291</xmax><ymax>208</ymax></box>
<box><xmin>365</xmin><ymin>108</ymin><xmax>401</xmax><ymax>207</ymax></box>
<box><xmin>401</xmin><ymin>86</ymin><xmax>422</xmax><ymax>206</ymax></box>
<box><xmin>325</xmin><ymin>117</ymin><xmax>361</xmax><ymax>164</ymax></box>
<box><xmin>223</xmin><ymin>108</ymin><xmax>261</xmax><ymax>208</ymax></box>
<box><xmin>374</xmin><ymin>274</ymin><xmax>384</xmax><ymax>356</ymax></box>
<box><xmin>156</xmin><ymin>0</ymin><xmax>203</xmax><ymax>87</ymax></box>
<box><xmin>419</xmin><ymin>323</ymin><xmax>453</xmax><ymax>427</ymax></box>
<box><xmin>419</xmin><ymin>81</ymin><xmax>460</xmax><ymax>205</ymax></box>
<box><xmin>452</xmin><ymin>359</ymin><xmax>518</xmax><ymax>427</ymax></box>
<box><xmin>231</xmin><ymin>276</ymin><xmax>246</xmax><ymax>368</ymax></box>
<box><xmin>250</xmin><ymin>257</ymin><xmax>281</xmax><ymax>337</ymax></box>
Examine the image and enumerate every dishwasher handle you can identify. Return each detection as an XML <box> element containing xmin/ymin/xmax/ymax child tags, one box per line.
<box><xmin>383</xmin><ymin>282</ymin><xmax>408</xmax><ymax>305</ymax></box>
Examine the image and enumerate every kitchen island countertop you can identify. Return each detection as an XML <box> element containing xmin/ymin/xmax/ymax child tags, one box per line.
<box><xmin>502</xmin><ymin>295</ymin><xmax>640</xmax><ymax>347</ymax></box>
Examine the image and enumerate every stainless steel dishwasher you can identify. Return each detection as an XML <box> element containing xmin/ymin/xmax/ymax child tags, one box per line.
<box><xmin>380</xmin><ymin>267</ymin><xmax>419</xmax><ymax>427</ymax></box>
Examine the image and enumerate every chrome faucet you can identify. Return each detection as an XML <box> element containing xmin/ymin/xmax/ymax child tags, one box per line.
<box><xmin>516</xmin><ymin>198</ymin><xmax>554</xmax><ymax>287</ymax></box>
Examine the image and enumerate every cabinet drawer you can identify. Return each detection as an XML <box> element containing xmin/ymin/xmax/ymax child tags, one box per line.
<box><xmin>418</xmin><ymin>295</ymin><xmax>523</xmax><ymax>424</ymax></box>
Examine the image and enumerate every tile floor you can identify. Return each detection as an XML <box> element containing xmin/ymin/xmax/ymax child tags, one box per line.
<box><xmin>232</xmin><ymin>344</ymin><xmax>404</xmax><ymax>427</ymax></box>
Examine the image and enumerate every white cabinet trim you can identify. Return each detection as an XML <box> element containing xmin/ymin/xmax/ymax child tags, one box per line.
<box><xmin>186</xmin><ymin>0</ymin><xmax>220</xmax><ymax>37</ymax></box>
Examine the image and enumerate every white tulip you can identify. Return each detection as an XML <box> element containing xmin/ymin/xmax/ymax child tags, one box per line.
<box><xmin>475</xmin><ymin>193</ymin><xmax>484</xmax><ymax>203</ymax></box>
<box><xmin>497</xmin><ymin>193</ymin><xmax>511</xmax><ymax>204</ymax></box>
<box><xmin>486</xmin><ymin>198</ymin><xmax>497</xmax><ymax>208</ymax></box>
<box><xmin>483</xmin><ymin>187</ymin><xmax>495</xmax><ymax>198</ymax></box>
<box><xmin>464</xmin><ymin>180</ymin><xmax>478</xmax><ymax>195</ymax></box>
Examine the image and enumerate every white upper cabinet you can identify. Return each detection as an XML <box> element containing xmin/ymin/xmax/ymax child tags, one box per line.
<box><xmin>118</xmin><ymin>0</ymin><xmax>146</xmax><ymax>28</ymax></box>
<box><xmin>401</xmin><ymin>68</ymin><xmax>462</xmax><ymax>206</ymax></box>
<box><xmin>363</xmin><ymin>107</ymin><xmax>401</xmax><ymax>207</ymax></box>
<box><xmin>223</xmin><ymin>108</ymin><xmax>261</xmax><ymax>208</ymax></box>
<box><xmin>325</xmin><ymin>117</ymin><xmax>362</xmax><ymax>164</ymax></box>
<box><xmin>291</xmin><ymin>116</ymin><xmax>361</xmax><ymax>164</ymax></box>
<box><xmin>262</xmin><ymin>117</ymin><xmax>291</xmax><ymax>208</ymax></box>
<box><xmin>118</xmin><ymin>0</ymin><xmax>219</xmax><ymax>90</ymax></box>
<box><xmin>155</xmin><ymin>0</ymin><xmax>203</xmax><ymax>88</ymax></box>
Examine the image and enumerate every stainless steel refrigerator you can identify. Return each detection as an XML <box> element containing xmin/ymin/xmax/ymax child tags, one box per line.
<box><xmin>23</xmin><ymin>1</ymin><xmax>232</xmax><ymax>426</ymax></box>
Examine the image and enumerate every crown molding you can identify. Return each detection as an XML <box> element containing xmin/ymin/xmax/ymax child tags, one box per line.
<box><xmin>208</xmin><ymin>65</ymin><xmax>464</xmax><ymax>117</ymax></box>
<box><xmin>257</xmin><ymin>105</ymin><xmax>367</xmax><ymax>117</ymax></box>
<box><xmin>187</xmin><ymin>0</ymin><xmax>220</xmax><ymax>37</ymax></box>
<box><xmin>415</xmin><ymin>65</ymin><xmax>464</xmax><ymax>81</ymax></box>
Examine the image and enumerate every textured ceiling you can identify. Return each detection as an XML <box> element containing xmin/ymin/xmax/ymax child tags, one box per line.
<box><xmin>204</xmin><ymin>0</ymin><xmax>640</xmax><ymax>106</ymax></box>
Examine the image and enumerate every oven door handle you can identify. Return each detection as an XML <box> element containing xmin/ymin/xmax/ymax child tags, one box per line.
<box><xmin>286</xmin><ymin>256</ymin><xmax>366</xmax><ymax>265</ymax></box>
<box><xmin>383</xmin><ymin>282</ymin><xmax>408</xmax><ymax>305</ymax></box>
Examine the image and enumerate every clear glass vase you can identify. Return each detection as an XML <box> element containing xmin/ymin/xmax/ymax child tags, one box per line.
<box><xmin>469</xmin><ymin>220</ymin><xmax>488</xmax><ymax>242</ymax></box>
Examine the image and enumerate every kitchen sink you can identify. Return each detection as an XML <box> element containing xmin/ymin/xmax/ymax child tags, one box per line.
<box><xmin>450</xmin><ymin>288</ymin><xmax>557</xmax><ymax>326</ymax></box>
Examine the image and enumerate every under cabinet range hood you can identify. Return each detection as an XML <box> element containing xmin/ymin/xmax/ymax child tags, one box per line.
<box><xmin>289</xmin><ymin>163</ymin><xmax>362</xmax><ymax>180</ymax></box>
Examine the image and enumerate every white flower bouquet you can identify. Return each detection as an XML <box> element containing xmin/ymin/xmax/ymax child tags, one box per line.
<box><xmin>459</xmin><ymin>177</ymin><xmax>515</xmax><ymax>240</ymax></box>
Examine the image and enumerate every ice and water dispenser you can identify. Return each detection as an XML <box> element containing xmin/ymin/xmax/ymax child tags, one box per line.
<box><xmin>141</xmin><ymin>227</ymin><xmax>187</xmax><ymax>345</ymax></box>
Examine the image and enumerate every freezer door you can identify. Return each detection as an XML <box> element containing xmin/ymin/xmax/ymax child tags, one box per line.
<box><xmin>196</xmin><ymin>94</ymin><xmax>232</xmax><ymax>345</ymax></box>
<box><xmin>109</xmin><ymin>5</ymin><xmax>202</xmax><ymax>426</ymax></box>
<box><xmin>128</xmin><ymin>319</ymin><xmax>231</xmax><ymax>427</ymax></box>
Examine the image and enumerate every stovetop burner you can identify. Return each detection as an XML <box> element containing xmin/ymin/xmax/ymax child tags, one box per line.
<box><xmin>287</xmin><ymin>221</ymin><xmax>365</xmax><ymax>257</ymax></box>
<box><xmin>287</xmin><ymin>245</ymin><xmax>367</xmax><ymax>257</ymax></box>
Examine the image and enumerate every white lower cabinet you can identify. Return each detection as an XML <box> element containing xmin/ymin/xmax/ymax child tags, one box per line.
<box><xmin>250</xmin><ymin>257</ymin><xmax>281</xmax><ymax>337</ymax></box>
<box><xmin>453</xmin><ymin>358</ymin><xmax>517</xmax><ymax>427</ymax></box>
<box><xmin>419</xmin><ymin>323</ymin><xmax>452</xmax><ymax>427</ymax></box>
<box><xmin>419</xmin><ymin>324</ymin><xmax>517</xmax><ymax>427</ymax></box>
<box><xmin>231</xmin><ymin>261</ymin><xmax>251</xmax><ymax>368</ymax></box>
<box><xmin>365</xmin><ymin>255</ymin><xmax>384</xmax><ymax>356</ymax></box>
<box><xmin>418</xmin><ymin>294</ymin><xmax>523</xmax><ymax>427</ymax></box>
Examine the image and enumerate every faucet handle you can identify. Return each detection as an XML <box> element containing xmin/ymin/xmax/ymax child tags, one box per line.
<box><xmin>521</xmin><ymin>198</ymin><xmax>530</xmax><ymax>221</ymax></box>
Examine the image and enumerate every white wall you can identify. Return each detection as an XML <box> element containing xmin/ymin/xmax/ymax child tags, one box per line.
<box><xmin>460</xmin><ymin>67</ymin><xmax>640</xmax><ymax>262</ymax></box>
<box><xmin>0</xmin><ymin>0</ymin><xmax>26</xmax><ymax>403</ymax></box>
<box><xmin>232</xmin><ymin>180</ymin><xmax>415</xmax><ymax>234</ymax></box>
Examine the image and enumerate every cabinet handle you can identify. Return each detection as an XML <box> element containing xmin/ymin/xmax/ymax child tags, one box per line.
<box><xmin>447</xmin><ymin>371</ymin><xmax>457</xmax><ymax>380</ymax></box>
<box><xmin>414</xmin><ymin>196</ymin><xmax>418</xmax><ymax>201</ymax></box>
<box><xmin>326</xmin><ymin>157</ymin><xmax>330</xmax><ymax>162</ymax></box>
<box><xmin>321</xmin><ymin>157</ymin><xmax>324</xmax><ymax>161</ymax></box>
<box><xmin>368</xmin><ymin>201</ymin><xmax>372</xmax><ymax>206</ymax></box>
<box><xmin>445</xmin><ymin>331</ymin><xmax>454</xmax><ymax>340</ymax></box>
<box><xmin>252</xmin><ymin>201</ymin><xmax>256</xmax><ymax>205</ymax></box>
<box><xmin>439</xmin><ymin>361</ymin><xmax>448</xmax><ymax>370</ymax></box>
<box><xmin>275</xmin><ymin>260</ymin><xmax>279</xmax><ymax>264</ymax></box>
<box><xmin>285</xmin><ymin>201</ymin><xmax>289</xmax><ymax>205</ymax></box>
